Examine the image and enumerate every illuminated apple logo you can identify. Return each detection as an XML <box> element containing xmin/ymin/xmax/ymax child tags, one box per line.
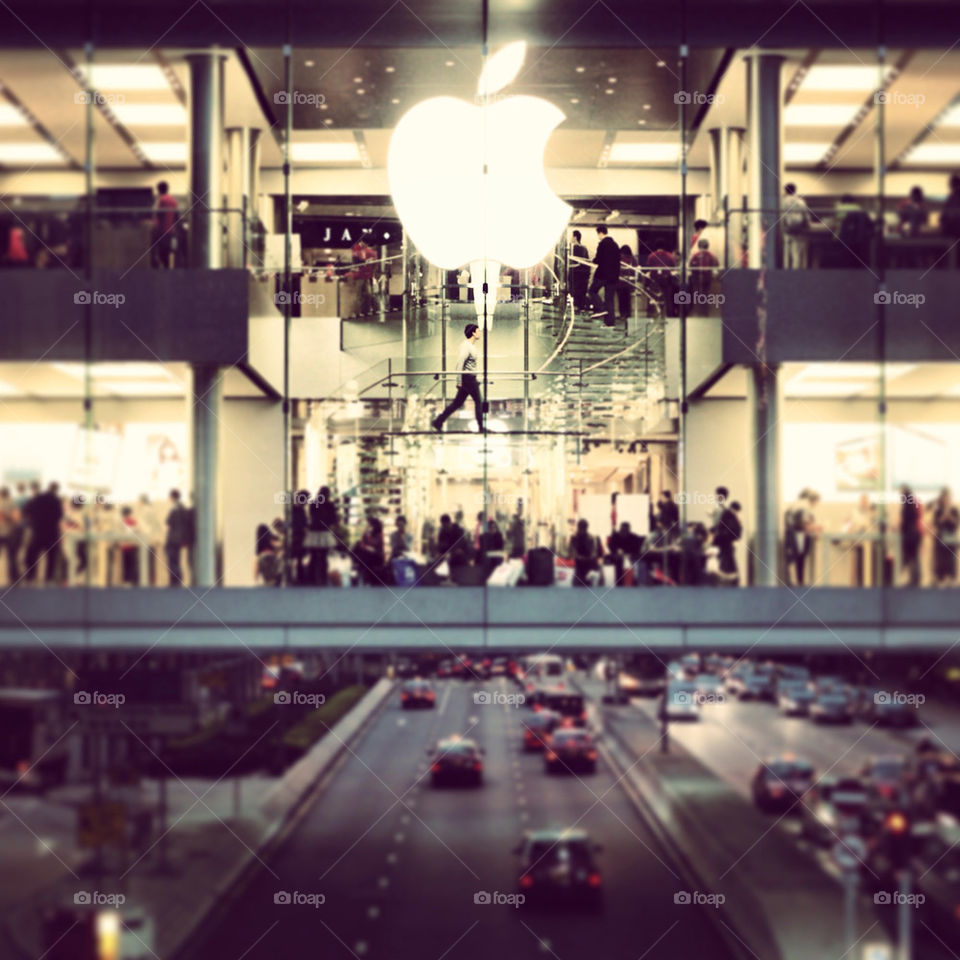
<box><xmin>387</xmin><ymin>41</ymin><xmax>571</xmax><ymax>323</ymax></box>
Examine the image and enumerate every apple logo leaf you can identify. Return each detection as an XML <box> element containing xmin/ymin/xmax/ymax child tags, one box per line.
<box><xmin>478</xmin><ymin>41</ymin><xmax>527</xmax><ymax>98</ymax></box>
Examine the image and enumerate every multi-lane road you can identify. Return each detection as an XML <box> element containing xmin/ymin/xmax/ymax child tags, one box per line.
<box><xmin>184</xmin><ymin>678</ymin><xmax>735</xmax><ymax>960</ymax></box>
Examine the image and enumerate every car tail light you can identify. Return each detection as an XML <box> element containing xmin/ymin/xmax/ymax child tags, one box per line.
<box><xmin>533</xmin><ymin>704</ymin><xmax>542</xmax><ymax>712</ymax></box>
<box><xmin>15</xmin><ymin>760</ymin><xmax>28</xmax><ymax>774</ymax></box>
<box><xmin>401</xmin><ymin>693</ymin><xmax>409</xmax><ymax>701</ymax></box>
<box><xmin>431</xmin><ymin>763</ymin><xmax>441</xmax><ymax>773</ymax></box>
<box><xmin>520</xmin><ymin>874</ymin><xmax>534</xmax><ymax>889</ymax></box>
<box><xmin>878</xmin><ymin>784</ymin><xmax>894</xmax><ymax>798</ymax></box>
<box><xmin>769</xmin><ymin>787</ymin><xmax>784</xmax><ymax>798</ymax></box>
<box><xmin>426</xmin><ymin>691</ymin><xmax>435</xmax><ymax>700</ymax></box>
<box><xmin>474</xmin><ymin>762</ymin><xmax>483</xmax><ymax>772</ymax></box>
<box><xmin>587</xmin><ymin>872</ymin><xmax>602</xmax><ymax>887</ymax></box>
<box><xmin>586</xmin><ymin>750</ymin><xmax>597</xmax><ymax>760</ymax></box>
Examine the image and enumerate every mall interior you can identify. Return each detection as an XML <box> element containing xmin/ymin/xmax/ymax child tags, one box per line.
<box><xmin>1</xmin><ymin>0</ymin><xmax>960</xmax><ymax>625</ymax></box>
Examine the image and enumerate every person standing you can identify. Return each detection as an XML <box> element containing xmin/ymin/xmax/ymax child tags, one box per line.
<box><xmin>308</xmin><ymin>486</ymin><xmax>338</xmax><ymax>586</ymax></box>
<box><xmin>432</xmin><ymin>324</ymin><xmax>483</xmax><ymax>433</ymax></box>
<box><xmin>713</xmin><ymin>501</ymin><xmax>743</xmax><ymax>584</ymax></box>
<box><xmin>782</xmin><ymin>183</ymin><xmax>811</xmax><ymax>269</ymax></box>
<box><xmin>164</xmin><ymin>489</ymin><xmax>191</xmax><ymax>587</ymax></box>
<box><xmin>151</xmin><ymin>181</ymin><xmax>178</xmax><ymax>269</ymax></box>
<box><xmin>507</xmin><ymin>512</ymin><xmax>525</xmax><ymax>559</ymax></box>
<box><xmin>570</xmin><ymin>519</ymin><xmax>601</xmax><ymax>587</ymax></box>
<box><xmin>351</xmin><ymin>237</ymin><xmax>378</xmax><ymax>316</ymax></box>
<box><xmin>0</xmin><ymin>487</ymin><xmax>19</xmax><ymax>585</ymax></box>
<box><xmin>931</xmin><ymin>488</ymin><xmax>958</xmax><ymax>587</ymax></box>
<box><xmin>390</xmin><ymin>515</ymin><xmax>412</xmax><ymax>561</ymax></box>
<box><xmin>617</xmin><ymin>244</ymin><xmax>637</xmax><ymax>321</ymax></box>
<box><xmin>25</xmin><ymin>482</ymin><xmax>63</xmax><ymax>585</ymax></box>
<box><xmin>689</xmin><ymin>238</ymin><xmax>719</xmax><ymax>308</ymax></box>
<box><xmin>290</xmin><ymin>491</ymin><xmax>310</xmax><ymax>584</ymax></box>
<box><xmin>588</xmin><ymin>225</ymin><xmax>621</xmax><ymax>324</ymax></box>
<box><xmin>436</xmin><ymin>513</ymin><xmax>468</xmax><ymax>570</ymax></box>
<box><xmin>608</xmin><ymin>521</ymin><xmax>641</xmax><ymax>585</ymax></box>
<box><xmin>657</xmin><ymin>491</ymin><xmax>680</xmax><ymax>545</ymax></box>
<box><xmin>569</xmin><ymin>230</ymin><xmax>590</xmax><ymax>312</ymax></box>
<box><xmin>900</xmin><ymin>485</ymin><xmax>921</xmax><ymax>587</ymax></box>
<box><xmin>940</xmin><ymin>173</ymin><xmax>960</xmax><ymax>244</ymax></box>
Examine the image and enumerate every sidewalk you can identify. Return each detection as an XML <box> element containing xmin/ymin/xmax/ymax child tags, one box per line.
<box><xmin>2</xmin><ymin>678</ymin><xmax>394</xmax><ymax>959</ymax></box>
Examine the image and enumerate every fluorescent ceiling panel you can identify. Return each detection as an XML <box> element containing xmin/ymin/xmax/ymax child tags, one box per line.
<box><xmin>138</xmin><ymin>142</ymin><xmax>187</xmax><ymax>163</ymax></box>
<box><xmin>783</xmin><ymin>142</ymin><xmax>831</xmax><ymax>163</ymax></box>
<box><xmin>903</xmin><ymin>143</ymin><xmax>960</xmax><ymax>164</ymax></box>
<box><xmin>784</xmin><ymin>103</ymin><xmax>862</xmax><ymax>127</ymax></box>
<box><xmin>97</xmin><ymin>381</ymin><xmax>184</xmax><ymax>396</ymax></box>
<box><xmin>797</xmin><ymin>363</ymin><xmax>915</xmax><ymax>381</ymax></box>
<box><xmin>0</xmin><ymin>142</ymin><xmax>63</xmax><ymax>164</ymax></box>
<box><xmin>0</xmin><ymin>380</ymin><xmax>20</xmax><ymax>396</ymax></box>
<box><xmin>82</xmin><ymin>64</ymin><xmax>170</xmax><ymax>91</ymax></box>
<box><xmin>938</xmin><ymin>103</ymin><xmax>960</xmax><ymax>128</ymax></box>
<box><xmin>0</xmin><ymin>104</ymin><xmax>27</xmax><ymax>127</ymax></box>
<box><xmin>607</xmin><ymin>142</ymin><xmax>679</xmax><ymax>164</ymax></box>
<box><xmin>802</xmin><ymin>65</ymin><xmax>889</xmax><ymax>92</ymax></box>
<box><xmin>111</xmin><ymin>103</ymin><xmax>186</xmax><ymax>126</ymax></box>
<box><xmin>290</xmin><ymin>142</ymin><xmax>361</xmax><ymax>163</ymax></box>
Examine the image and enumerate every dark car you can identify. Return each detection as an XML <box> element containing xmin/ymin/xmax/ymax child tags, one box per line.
<box><xmin>544</xmin><ymin>728</ymin><xmax>597</xmax><ymax>774</ymax></box>
<box><xmin>542</xmin><ymin>690</ymin><xmax>587</xmax><ymax>726</ymax></box>
<box><xmin>809</xmin><ymin>691</ymin><xmax>854</xmax><ymax>724</ymax></box>
<box><xmin>751</xmin><ymin>756</ymin><xmax>815</xmax><ymax>813</ymax></box>
<box><xmin>737</xmin><ymin>673</ymin><xmax>775</xmax><ymax>702</ymax></box>
<box><xmin>514</xmin><ymin>829</ymin><xmax>603</xmax><ymax>908</ymax></box>
<box><xmin>490</xmin><ymin>657</ymin><xmax>509</xmax><ymax>677</ymax></box>
<box><xmin>860</xmin><ymin>691</ymin><xmax>920</xmax><ymax>728</ymax></box>
<box><xmin>400</xmin><ymin>679</ymin><xmax>436</xmax><ymax>710</ymax></box>
<box><xmin>428</xmin><ymin>737</ymin><xmax>484</xmax><ymax>787</ymax></box>
<box><xmin>860</xmin><ymin>755</ymin><xmax>909</xmax><ymax>806</ymax></box>
<box><xmin>777</xmin><ymin>680</ymin><xmax>815</xmax><ymax>716</ymax></box>
<box><xmin>522</xmin><ymin>710</ymin><xmax>560</xmax><ymax>752</ymax></box>
<box><xmin>799</xmin><ymin>775</ymin><xmax>870</xmax><ymax>846</ymax></box>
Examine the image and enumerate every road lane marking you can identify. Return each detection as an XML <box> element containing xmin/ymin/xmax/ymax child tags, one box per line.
<box><xmin>386</xmin><ymin>852</ymin><xmax>398</xmax><ymax>865</ymax></box>
<box><xmin>367</xmin><ymin>905</ymin><xmax>380</xmax><ymax>920</ymax></box>
<box><xmin>438</xmin><ymin>682</ymin><xmax>453</xmax><ymax>716</ymax></box>
<box><xmin>394</xmin><ymin>832</ymin><xmax>405</xmax><ymax>843</ymax></box>
<box><xmin>378</xmin><ymin>876</ymin><xmax>390</xmax><ymax>889</ymax></box>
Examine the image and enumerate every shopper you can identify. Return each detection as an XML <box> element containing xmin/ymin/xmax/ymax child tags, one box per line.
<box><xmin>689</xmin><ymin>238</ymin><xmax>719</xmax><ymax>307</ymax></box>
<box><xmin>480</xmin><ymin>519</ymin><xmax>505</xmax><ymax>575</ymax></box>
<box><xmin>164</xmin><ymin>489</ymin><xmax>191</xmax><ymax>587</ymax></box>
<box><xmin>290</xmin><ymin>490</ymin><xmax>310</xmax><ymax>584</ymax></box>
<box><xmin>25</xmin><ymin>482</ymin><xmax>63</xmax><ymax>585</ymax></box>
<box><xmin>782</xmin><ymin>183</ymin><xmax>811</xmax><ymax>269</ymax></box>
<box><xmin>307</xmin><ymin>486</ymin><xmax>338</xmax><ymax>586</ymax></box>
<box><xmin>352</xmin><ymin>517</ymin><xmax>386</xmax><ymax>585</ymax></box>
<box><xmin>941</xmin><ymin>174</ymin><xmax>960</xmax><ymax>242</ymax></box>
<box><xmin>436</xmin><ymin>513</ymin><xmax>468</xmax><ymax>570</ymax></box>
<box><xmin>119</xmin><ymin>505</ymin><xmax>140</xmax><ymax>586</ymax></box>
<box><xmin>351</xmin><ymin>237</ymin><xmax>378</xmax><ymax>316</ymax></box>
<box><xmin>617</xmin><ymin>244</ymin><xmax>637</xmax><ymax>320</ymax></box>
<box><xmin>432</xmin><ymin>324</ymin><xmax>483</xmax><ymax>433</ymax></box>
<box><xmin>151</xmin><ymin>181</ymin><xmax>178</xmax><ymax>269</ymax></box>
<box><xmin>784</xmin><ymin>489</ymin><xmax>818</xmax><ymax>586</ymax></box>
<box><xmin>569</xmin><ymin>230</ymin><xmax>590</xmax><ymax>312</ymax></box>
<box><xmin>0</xmin><ymin>487</ymin><xmax>19</xmax><ymax>585</ymax></box>
<box><xmin>646</xmin><ymin>247</ymin><xmax>678</xmax><ymax>315</ymax></box>
<box><xmin>570</xmin><ymin>519</ymin><xmax>601</xmax><ymax>587</ymax></box>
<box><xmin>506</xmin><ymin>512</ymin><xmax>525</xmax><ymax>559</ymax></box>
<box><xmin>390</xmin><ymin>515</ymin><xmax>412</xmax><ymax>560</ymax></box>
<box><xmin>608</xmin><ymin>521</ymin><xmax>641</xmax><ymax>585</ymax></box>
<box><xmin>931</xmin><ymin>487</ymin><xmax>958</xmax><ymax>587</ymax></box>
<box><xmin>657</xmin><ymin>491</ymin><xmax>680</xmax><ymax>545</ymax></box>
<box><xmin>898</xmin><ymin>186</ymin><xmax>929</xmax><ymax>238</ymax></box>
<box><xmin>899</xmin><ymin>485</ymin><xmax>921</xmax><ymax>587</ymax></box>
<box><xmin>254</xmin><ymin>523</ymin><xmax>282</xmax><ymax>586</ymax></box>
<box><xmin>588</xmin><ymin>225</ymin><xmax>621</xmax><ymax>324</ymax></box>
<box><xmin>713</xmin><ymin>500</ymin><xmax>743</xmax><ymax>583</ymax></box>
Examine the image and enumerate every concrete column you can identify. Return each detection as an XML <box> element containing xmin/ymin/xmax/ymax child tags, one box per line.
<box><xmin>186</xmin><ymin>52</ymin><xmax>225</xmax><ymax>269</ymax></box>
<box><xmin>225</xmin><ymin>126</ymin><xmax>250</xmax><ymax>268</ymax></box>
<box><xmin>748</xmin><ymin>364</ymin><xmax>781</xmax><ymax>586</ymax></box>
<box><xmin>190</xmin><ymin>363</ymin><xmax>223</xmax><ymax>586</ymax></box>
<box><xmin>708</xmin><ymin>127</ymin><xmax>727</xmax><ymax>221</ymax></box>
<box><xmin>745</xmin><ymin>53</ymin><xmax>784</xmax><ymax>269</ymax></box>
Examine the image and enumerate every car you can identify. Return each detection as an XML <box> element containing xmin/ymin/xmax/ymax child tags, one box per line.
<box><xmin>809</xmin><ymin>691</ymin><xmax>855</xmax><ymax>724</ymax></box>
<box><xmin>400</xmin><ymin>679</ymin><xmax>436</xmax><ymax>709</ymax></box>
<box><xmin>694</xmin><ymin>672</ymin><xmax>725</xmax><ymax>703</ymax></box>
<box><xmin>428</xmin><ymin>737</ymin><xmax>484</xmax><ymax>786</ymax></box>
<box><xmin>777</xmin><ymin>664</ymin><xmax>811</xmax><ymax>683</ymax></box>
<box><xmin>543</xmin><ymin>728</ymin><xmax>597</xmax><ymax>774</ymax></box>
<box><xmin>659</xmin><ymin>680</ymin><xmax>701</xmax><ymax>721</ymax></box>
<box><xmin>723</xmin><ymin>662</ymin><xmax>753</xmax><ymax>696</ymax></box>
<box><xmin>860</xmin><ymin>755</ymin><xmax>910</xmax><ymax>805</ymax></box>
<box><xmin>490</xmin><ymin>657</ymin><xmax>509</xmax><ymax>677</ymax></box>
<box><xmin>513</xmin><ymin>829</ymin><xmax>603</xmax><ymax>909</ymax></box>
<box><xmin>799</xmin><ymin>775</ymin><xmax>870</xmax><ymax>846</ymax></box>
<box><xmin>859</xmin><ymin>691</ymin><xmax>921</xmax><ymax>728</ymax></box>
<box><xmin>542</xmin><ymin>689</ymin><xmax>587</xmax><ymax>726</ymax></box>
<box><xmin>615</xmin><ymin>671</ymin><xmax>665</xmax><ymax>699</ymax></box>
<box><xmin>521</xmin><ymin>710</ymin><xmax>560</xmax><ymax>751</ymax></box>
<box><xmin>777</xmin><ymin>680</ymin><xmax>815</xmax><ymax>716</ymax></box>
<box><xmin>394</xmin><ymin>657</ymin><xmax>418</xmax><ymax>679</ymax></box>
<box><xmin>436</xmin><ymin>659</ymin><xmax>458</xmax><ymax>680</ymax></box>
<box><xmin>813</xmin><ymin>676</ymin><xmax>849</xmax><ymax>696</ymax></box>
<box><xmin>737</xmin><ymin>673</ymin><xmax>775</xmax><ymax>702</ymax></box>
<box><xmin>679</xmin><ymin>653</ymin><xmax>700</xmax><ymax>678</ymax></box>
<box><xmin>751</xmin><ymin>756</ymin><xmax>815</xmax><ymax>813</ymax></box>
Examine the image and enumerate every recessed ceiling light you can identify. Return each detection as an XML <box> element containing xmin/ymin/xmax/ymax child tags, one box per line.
<box><xmin>290</xmin><ymin>142</ymin><xmax>361</xmax><ymax>163</ymax></box>
<box><xmin>608</xmin><ymin>77</ymin><xmax>618</xmax><ymax>83</ymax></box>
<box><xmin>304</xmin><ymin>60</ymin><xmax>315</xmax><ymax>68</ymax></box>
<box><xmin>111</xmin><ymin>103</ymin><xmax>187</xmax><ymax>126</ymax></box>
<box><xmin>357</xmin><ymin>88</ymin><xmax>365</xmax><ymax>95</ymax></box>
<box><xmin>802</xmin><ymin>64</ymin><xmax>890</xmax><ymax>92</ymax></box>
<box><xmin>391</xmin><ymin>98</ymin><xmax>400</xmax><ymax>104</ymax></box>
<box><xmin>0</xmin><ymin>142</ymin><xmax>63</xmax><ymax>164</ymax></box>
<box><xmin>0</xmin><ymin>104</ymin><xmax>27</xmax><ymax>127</ymax></box>
<box><xmin>656</xmin><ymin>60</ymin><xmax>666</xmax><ymax>68</ymax></box>
<box><xmin>569</xmin><ymin>97</ymin><xmax>579</xmax><ymax>104</ymax></box>
<box><xmin>138</xmin><ymin>141</ymin><xmax>187</xmax><ymax>163</ymax></box>
<box><xmin>320</xmin><ymin>103</ymin><xmax>328</xmax><ymax>110</ymax></box>
<box><xmin>575</xmin><ymin>66</ymin><xmax>585</xmax><ymax>73</ymax></box>
<box><xmin>784</xmin><ymin>103</ymin><xmax>861</xmax><ymax>127</ymax></box>
<box><xmin>445</xmin><ymin>60</ymin><xmax>455</xmax><ymax>67</ymax></box>
<box><xmin>323</xmin><ymin>118</ymin><xmax>333</xmax><ymax>125</ymax></box>
<box><xmin>82</xmin><ymin>64</ymin><xmax>169</xmax><ymax>90</ymax></box>
<box><xmin>605</xmin><ymin>88</ymin><xmax>614</xmax><ymax>95</ymax></box>
<box><xmin>637</xmin><ymin>119</ymin><xmax>647</xmax><ymax>125</ymax></box>
<box><xmin>904</xmin><ymin>143</ymin><xmax>960</xmax><ymax>164</ymax></box>
<box><xmin>353</xmin><ymin>76</ymin><xmax>363</xmax><ymax>83</ymax></box>
<box><xmin>642</xmin><ymin>103</ymin><xmax>651</xmax><ymax>110</ymax></box>
<box><xmin>783</xmin><ymin>142</ymin><xmax>831</xmax><ymax>163</ymax></box>
<box><xmin>385</xmin><ymin>66</ymin><xmax>395</xmax><ymax>73</ymax></box>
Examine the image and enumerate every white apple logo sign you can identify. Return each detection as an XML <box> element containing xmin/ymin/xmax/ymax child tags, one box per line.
<box><xmin>387</xmin><ymin>41</ymin><xmax>571</xmax><ymax>325</ymax></box>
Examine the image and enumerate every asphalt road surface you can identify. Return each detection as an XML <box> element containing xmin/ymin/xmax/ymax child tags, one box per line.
<box><xmin>184</xmin><ymin>678</ymin><xmax>736</xmax><ymax>960</ymax></box>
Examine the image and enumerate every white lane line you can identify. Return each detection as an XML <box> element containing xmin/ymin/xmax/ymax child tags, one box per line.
<box><xmin>378</xmin><ymin>876</ymin><xmax>390</xmax><ymax>889</ymax></box>
<box><xmin>400</xmin><ymin>814</ymin><xmax>410</xmax><ymax>825</ymax></box>
<box><xmin>394</xmin><ymin>832</ymin><xmax>405</xmax><ymax>843</ymax></box>
<box><xmin>386</xmin><ymin>852</ymin><xmax>398</xmax><ymax>865</ymax></box>
<box><xmin>367</xmin><ymin>905</ymin><xmax>380</xmax><ymax>920</ymax></box>
<box><xmin>438</xmin><ymin>682</ymin><xmax>453</xmax><ymax>716</ymax></box>
<box><xmin>355</xmin><ymin>942</ymin><xmax>369</xmax><ymax>955</ymax></box>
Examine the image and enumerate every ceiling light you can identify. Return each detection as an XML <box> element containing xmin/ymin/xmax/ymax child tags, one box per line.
<box><xmin>784</xmin><ymin>103</ymin><xmax>862</xmax><ymax>127</ymax></box>
<box><xmin>575</xmin><ymin>66</ymin><xmax>585</xmax><ymax>73</ymax></box>
<box><xmin>608</xmin><ymin>77</ymin><xmax>617</xmax><ymax>83</ymax></box>
<box><xmin>783</xmin><ymin>142</ymin><xmax>831</xmax><ymax>163</ymax></box>
<box><xmin>290</xmin><ymin>142</ymin><xmax>361</xmax><ymax>163</ymax></box>
<box><xmin>357</xmin><ymin>88</ymin><xmax>365</xmax><ymax>95</ymax></box>
<box><xmin>82</xmin><ymin>64</ymin><xmax>169</xmax><ymax>90</ymax></box>
<box><xmin>138</xmin><ymin>142</ymin><xmax>187</xmax><ymax>163</ymax></box>
<box><xmin>323</xmin><ymin>118</ymin><xmax>334</xmax><ymax>125</ymax></box>
<box><xmin>0</xmin><ymin>104</ymin><xmax>27</xmax><ymax>127</ymax></box>
<box><xmin>642</xmin><ymin>103</ymin><xmax>651</xmax><ymax>110</ymax></box>
<box><xmin>637</xmin><ymin>119</ymin><xmax>647</xmax><ymax>125</ymax></box>
<box><xmin>391</xmin><ymin>98</ymin><xmax>400</xmax><ymax>104</ymax></box>
<box><xmin>0</xmin><ymin>380</ymin><xmax>20</xmax><ymax>396</ymax></box>
<box><xmin>937</xmin><ymin>103</ymin><xmax>960</xmax><ymax>127</ymax></box>
<box><xmin>605</xmin><ymin>88</ymin><xmax>615</xmax><ymax>95</ymax></box>
<box><xmin>99</xmin><ymin>380</ymin><xmax>184</xmax><ymax>396</ymax></box>
<box><xmin>785</xmin><ymin>380</ymin><xmax>869</xmax><ymax>397</ymax></box>
<box><xmin>385</xmin><ymin>66</ymin><xmax>395</xmax><ymax>73</ymax></box>
<box><xmin>0</xmin><ymin>142</ymin><xmax>63</xmax><ymax>164</ymax></box>
<box><xmin>904</xmin><ymin>143</ymin><xmax>960</xmax><ymax>164</ymax></box>
<box><xmin>111</xmin><ymin>103</ymin><xmax>187</xmax><ymax>126</ymax></box>
<box><xmin>304</xmin><ymin>59</ymin><xmax>315</xmax><ymax>68</ymax></box>
<box><xmin>353</xmin><ymin>76</ymin><xmax>363</xmax><ymax>83</ymax></box>
<box><xmin>801</xmin><ymin>64</ymin><xmax>889</xmax><ymax>92</ymax></box>
<box><xmin>608</xmin><ymin>142</ymin><xmax>680</xmax><ymax>164</ymax></box>
<box><xmin>320</xmin><ymin>103</ymin><xmax>328</xmax><ymax>110</ymax></box>
<box><xmin>445</xmin><ymin>60</ymin><xmax>455</xmax><ymax>67</ymax></box>
<box><xmin>569</xmin><ymin>97</ymin><xmax>579</xmax><ymax>104</ymax></box>
<box><xmin>656</xmin><ymin>60</ymin><xmax>666</xmax><ymax>68</ymax></box>
<box><xmin>605</xmin><ymin>209</ymin><xmax>621</xmax><ymax>221</ymax></box>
